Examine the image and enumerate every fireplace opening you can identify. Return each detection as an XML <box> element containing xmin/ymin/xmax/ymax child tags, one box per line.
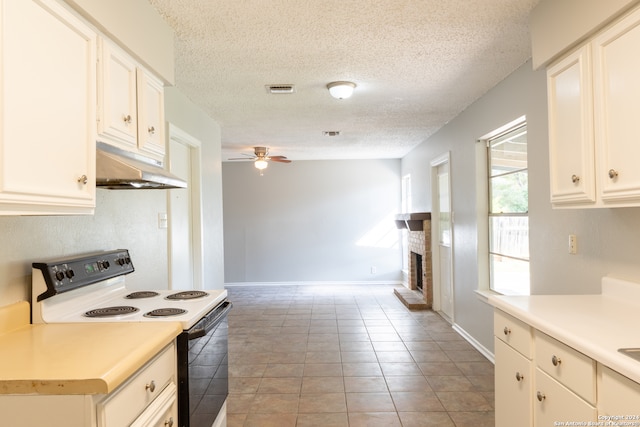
<box><xmin>411</xmin><ymin>252</ymin><xmax>423</xmax><ymax>292</ymax></box>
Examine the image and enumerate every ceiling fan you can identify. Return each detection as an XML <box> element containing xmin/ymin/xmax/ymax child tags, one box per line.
<box><xmin>228</xmin><ymin>146</ymin><xmax>291</xmax><ymax>174</ymax></box>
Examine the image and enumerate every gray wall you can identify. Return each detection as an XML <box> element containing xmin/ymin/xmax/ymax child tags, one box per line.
<box><xmin>222</xmin><ymin>159</ymin><xmax>403</xmax><ymax>284</ymax></box>
<box><xmin>403</xmin><ymin>59</ymin><xmax>640</xmax><ymax>354</ymax></box>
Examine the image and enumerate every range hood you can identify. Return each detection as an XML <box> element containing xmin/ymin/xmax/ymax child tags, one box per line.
<box><xmin>96</xmin><ymin>142</ymin><xmax>187</xmax><ymax>189</ymax></box>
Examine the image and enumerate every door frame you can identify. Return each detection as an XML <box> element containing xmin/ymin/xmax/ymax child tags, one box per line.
<box><xmin>166</xmin><ymin>123</ymin><xmax>204</xmax><ymax>290</ymax></box>
<box><xmin>430</xmin><ymin>151</ymin><xmax>455</xmax><ymax>322</ymax></box>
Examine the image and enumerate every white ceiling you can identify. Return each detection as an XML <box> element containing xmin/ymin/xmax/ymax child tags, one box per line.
<box><xmin>147</xmin><ymin>0</ymin><xmax>539</xmax><ymax>162</ymax></box>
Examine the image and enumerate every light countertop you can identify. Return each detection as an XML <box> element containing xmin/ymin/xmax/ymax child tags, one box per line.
<box><xmin>0</xmin><ymin>301</ymin><xmax>182</xmax><ymax>395</ymax></box>
<box><xmin>488</xmin><ymin>277</ymin><xmax>640</xmax><ymax>384</ymax></box>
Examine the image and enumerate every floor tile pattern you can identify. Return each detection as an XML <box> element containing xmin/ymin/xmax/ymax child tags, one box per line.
<box><xmin>226</xmin><ymin>284</ymin><xmax>494</xmax><ymax>427</ymax></box>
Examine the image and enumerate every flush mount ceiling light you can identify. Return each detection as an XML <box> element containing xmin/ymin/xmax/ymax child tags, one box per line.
<box><xmin>327</xmin><ymin>81</ymin><xmax>356</xmax><ymax>99</ymax></box>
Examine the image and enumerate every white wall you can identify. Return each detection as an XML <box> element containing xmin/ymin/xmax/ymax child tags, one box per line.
<box><xmin>164</xmin><ymin>88</ymin><xmax>225</xmax><ymax>290</ymax></box>
<box><xmin>222</xmin><ymin>159</ymin><xmax>403</xmax><ymax>284</ymax></box>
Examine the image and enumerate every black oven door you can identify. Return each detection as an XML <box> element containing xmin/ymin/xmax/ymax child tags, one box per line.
<box><xmin>177</xmin><ymin>300</ymin><xmax>232</xmax><ymax>427</ymax></box>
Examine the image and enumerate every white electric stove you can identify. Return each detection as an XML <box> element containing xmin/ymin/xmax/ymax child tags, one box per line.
<box><xmin>31</xmin><ymin>249</ymin><xmax>231</xmax><ymax>427</ymax></box>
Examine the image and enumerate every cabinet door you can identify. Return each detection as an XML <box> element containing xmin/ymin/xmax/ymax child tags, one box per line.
<box><xmin>98</xmin><ymin>38</ymin><xmax>138</xmax><ymax>150</ymax></box>
<box><xmin>137</xmin><ymin>69</ymin><xmax>165</xmax><ymax>159</ymax></box>
<box><xmin>534</xmin><ymin>368</ymin><xmax>596</xmax><ymax>426</ymax></box>
<box><xmin>547</xmin><ymin>45</ymin><xmax>596</xmax><ymax>207</ymax></box>
<box><xmin>593</xmin><ymin>7</ymin><xmax>640</xmax><ymax>204</ymax></box>
<box><xmin>495</xmin><ymin>338</ymin><xmax>532</xmax><ymax>427</ymax></box>
<box><xmin>598</xmin><ymin>364</ymin><xmax>640</xmax><ymax>415</ymax></box>
<box><xmin>0</xmin><ymin>0</ymin><xmax>96</xmax><ymax>214</ymax></box>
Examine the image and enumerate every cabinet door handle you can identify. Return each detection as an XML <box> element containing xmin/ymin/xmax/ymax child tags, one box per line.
<box><xmin>515</xmin><ymin>372</ymin><xmax>524</xmax><ymax>382</ymax></box>
<box><xmin>77</xmin><ymin>175</ymin><xmax>88</xmax><ymax>185</ymax></box>
<box><xmin>148</xmin><ymin>125</ymin><xmax>156</xmax><ymax>135</ymax></box>
<box><xmin>536</xmin><ymin>391</ymin><xmax>546</xmax><ymax>402</ymax></box>
<box><xmin>164</xmin><ymin>417</ymin><xmax>174</xmax><ymax>427</ymax></box>
<box><xmin>145</xmin><ymin>380</ymin><xmax>156</xmax><ymax>393</ymax></box>
<box><xmin>551</xmin><ymin>355</ymin><xmax>561</xmax><ymax>366</ymax></box>
<box><xmin>608</xmin><ymin>169</ymin><xmax>619</xmax><ymax>179</ymax></box>
<box><xmin>123</xmin><ymin>114</ymin><xmax>132</xmax><ymax>124</ymax></box>
<box><xmin>571</xmin><ymin>174</ymin><xmax>580</xmax><ymax>183</ymax></box>
<box><xmin>503</xmin><ymin>326</ymin><xmax>511</xmax><ymax>336</ymax></box>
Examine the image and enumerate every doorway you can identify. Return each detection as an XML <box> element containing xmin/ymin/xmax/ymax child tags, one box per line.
<box><xmin>431</xmin><ymin>152</ymin><xmax>454</xmax><ymax>322</ymax></box>
<box><xmin>167</xmin><ymin>124</ymin><xmax>204</xmax><ymax>290</ymax></box>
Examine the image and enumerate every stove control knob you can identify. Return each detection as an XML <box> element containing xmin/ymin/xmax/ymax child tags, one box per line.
<box><xmin>116</xmin><ymin>258</ymin><xmax>126</xmax><ymax>266</ymax></box>
<box><xmin>65</xmin><ymin>270</ymin><xmax>75</xmax><ymax>279</ymax></box>
<box><xmin>125</xmin><ymin>256</ymin><xmax>131</xmax><ymax>265</ymax></box>
<box><xmin>55</xmin><ymin>271</ymin><xmax>65</xmax><ymax>281</ymax></box>
<box><xmin>99</xmin><ymin>261</ymin><xmax>110</xmax><ymax>270</ymax></box>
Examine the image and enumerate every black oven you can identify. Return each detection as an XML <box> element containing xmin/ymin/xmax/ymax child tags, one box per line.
<box><xmin>177</xmin><ymin>300</ymin><xmax>232</xmax><ymax>427</ymax></box>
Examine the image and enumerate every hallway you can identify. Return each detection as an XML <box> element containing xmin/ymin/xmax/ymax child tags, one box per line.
<box><xmin>225</xmin><ymin>284</ymin><xmax>494</xmax><ymax>427</ymax></box>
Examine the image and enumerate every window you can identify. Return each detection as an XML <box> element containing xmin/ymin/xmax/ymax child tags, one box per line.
<box><xmin>487</xmin><ymin>123</ymin><xmax>529</xmax><ymax>295</ymax></box>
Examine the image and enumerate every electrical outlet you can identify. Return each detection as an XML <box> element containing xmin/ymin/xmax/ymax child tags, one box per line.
<box><xmin>370</xmin><ymin>266</ymin><xmax>377</xmax><ymax>274</ymax></box>
<box><xmin>568</xmin><ymin>234</ymin><xmax>577</xmax><ymax>254</ymax></box>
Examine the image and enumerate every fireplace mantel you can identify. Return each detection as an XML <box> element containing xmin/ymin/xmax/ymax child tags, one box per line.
<box><xmin>394</xmin><ymin>212</ymin><xmax>431</xmax><ymax>231</ymax></box>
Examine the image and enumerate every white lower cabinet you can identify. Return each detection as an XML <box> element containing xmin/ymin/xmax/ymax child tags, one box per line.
<box><xmin>534</xmin><ymin>368</ymin><xmax>596</xmax><ymax>424</ymax></box>
<box><xmin>495</xmin><ymin>338</ymin><xmax>532</xmax><ymax>427</ymax></box>
<box><xmin>0</xmin><ymin>343</ymin><xmax>177</xmax><ymax>427</ymax></box>
<box><xmin>598</xmin><ymin>364</ymin><xmax>640</xmax><ymax>415</ymax></box>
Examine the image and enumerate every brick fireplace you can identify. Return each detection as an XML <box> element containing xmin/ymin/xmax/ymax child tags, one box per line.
<box><xmin>395</xmin><ymin>213</ymin><xmax>433</xmax><ymax>308</ymax></box>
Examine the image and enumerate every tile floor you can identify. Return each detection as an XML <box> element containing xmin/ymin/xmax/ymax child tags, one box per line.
<box><xmin>225</xmin><ymin>284</ymin><xmax>494</xmax><ymax>427</ymax></box>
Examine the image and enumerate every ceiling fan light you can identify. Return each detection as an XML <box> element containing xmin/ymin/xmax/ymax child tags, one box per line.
<box><xmin>254</xmin><ymin>159</ymin><xmax>268</xmax><ymax>170</ymax></box>
<box><xmin>327</xmin><ymin>81</ymin><xmax>356</xmax><ymax>99</ymax></box>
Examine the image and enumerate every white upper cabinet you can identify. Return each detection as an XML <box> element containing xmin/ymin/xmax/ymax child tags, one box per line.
<box><xmin>98</xmin><ymin>38</ymin><xmax>166</xmax><ymax>160</ymax></box>
<box><xmin>593</xmin><ymin>6</ymin><xmax>640</xmax><ymax>205</ymax></box>
<box><xmin>547</xmin><ymin>4</ymin><xmax>640</xmax><ymax>208</ymax></box>
<box><xmin>547</xmin><ymin>45</ymin><xmax>596</xmax><ymax>207</ymax></box>
<box><xmin>137</xmin><ymin>69</ymin><xmax>166</xmax><ymax>159</ymax></box>
<box><xmin>0</xmin><ymin>0</ymin><xmax>96</xmax><ymax>215</ymax></box>
<box><xmin>97</xmin><ymin>39</ymin><xmax>138</xmax><ymax>150</ymax></box>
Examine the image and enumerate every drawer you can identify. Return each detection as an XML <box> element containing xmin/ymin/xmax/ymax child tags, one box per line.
<box><xmin>494</xmin><ymin>309</ymin><xmax>533</xmax><ymax>358</ymax></box>
<box><xmin>98</xmin><ymin>342</ymin><xmax>176</xmax><ymax>427</ymax></box>
<box><xmin>534</xmin><ymin>368</ymin><xmax>596</xmax><ymax>425</ymax></box>
<box><xmin>535</xmin><ymin>330</ymin><xmax>595</xmax><ymax>404</ymax></box>
<box><xmin>598</xmin><ymin>364</ymin><xmax>640</xmax><ymax>415</ymax></box>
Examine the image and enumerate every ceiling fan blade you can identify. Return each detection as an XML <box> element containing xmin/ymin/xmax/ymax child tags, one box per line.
<box><xmin>227</xmin><ymin>157</ymin><xmax>255</xmax><ymax>160</ymax></box>
<box><xmin>270</xmin><ymin>158</ymin><xmax>292</xmax><ymax>163</ymax></box>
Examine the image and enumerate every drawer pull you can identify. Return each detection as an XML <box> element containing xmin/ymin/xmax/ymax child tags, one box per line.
<box><xmin>551</xmin><ymin>355</ymin><xmax>562</xmax><ymax>366</ymax></box>
<box><xmin>608</xmin><ymin>169</ymin><xmax>619</xmax><ymax>179</ymax></box>
<box><xmin>503</xmin><ymin>326</ymin><xmax>511</xmax><ymax>336</ymax></box>
<box><xmin>77</xmin><ymin>175</ymin><xmax>88</xmax><ymax>185</ymax></box>
<box><xmin>536</xmin><ymin>391</ymin><xmax>546</xmax><ymax>402</ymax></box>
<box><xmin>145</xmin><ymin>380</ymin><xmax>156</xmax><ymax>393</ymax></box>
<box><xmin>123</xmin><ymin>114</ymin><xmax>132</xmax><ymax>125</ymax></box>
<box><xmin>571</xmin><ymin>174</ymin><xmax>580</xmax><ymax>183</ymax></box>
<box><xmin>164</xmin><ymin>417</ymin><xmax>174</xmax><ymax>427</ymax></box>
<box><xmin>515</xmin><ymin>372</ymin><xmax>524</xmax><ymax>382</ymax></box>
<box><xmin>148</xmin><ymin>126</ymin><xmax>156</xmax><ymax>135</ymax></box>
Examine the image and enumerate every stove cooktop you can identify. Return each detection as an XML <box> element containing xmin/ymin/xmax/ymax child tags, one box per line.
<box><xmin>31</xmin><ymin>249</ymin><xmax>227</xmax><ymax>329</ymax></box>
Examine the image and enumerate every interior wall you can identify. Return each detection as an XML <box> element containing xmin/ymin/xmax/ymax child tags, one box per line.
<box><xmin>164</xmin><ymin>87</ymin><xmax>225</xmax><ymax>290</ymax></box>
<box><xmin>404</xmin><ymin>59</ymin><xmax>640</xmax><ymax>354</ymax></box>
<box><xmin>222</xmin><ymin>159</ymin><xmax>403</xmax><ymax>284</ymax></box>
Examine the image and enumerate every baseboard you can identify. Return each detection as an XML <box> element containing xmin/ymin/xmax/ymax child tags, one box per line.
<box><xmin>224</xmin><ymin>280</ymin><xmax>404</xmax><ymax>287</ymax></box>
<box><xmin>452</xmin><ymin>323</ymin><xmax>495</xmax><ymax>364</ymax></box>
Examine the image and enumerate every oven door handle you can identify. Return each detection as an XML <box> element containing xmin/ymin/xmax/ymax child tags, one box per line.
<box><xmin>187</xmin><ymin>301</ymin><xmax>232</xmax><ymax>340</ymax></box>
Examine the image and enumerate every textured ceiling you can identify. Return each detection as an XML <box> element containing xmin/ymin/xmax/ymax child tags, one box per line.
<box><xmin>147</xmin><ymin>0</ymin><xmax>539</xmax><ymax>162</ymax></box>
